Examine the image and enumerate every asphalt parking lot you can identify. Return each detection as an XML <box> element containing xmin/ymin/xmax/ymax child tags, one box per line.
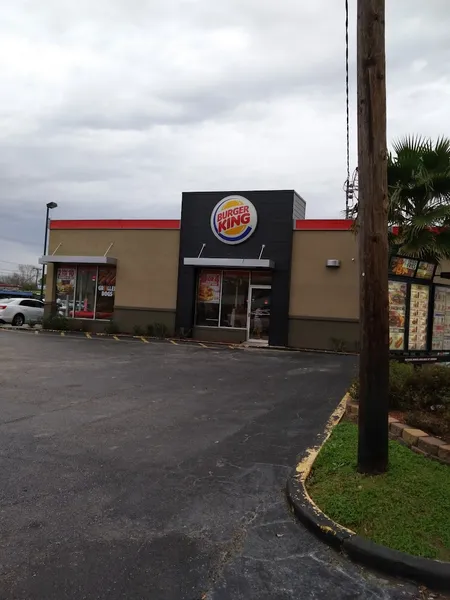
<box><xmin>0</xmin><ymin>331</ymin><xmax>422</xmax><ymax>599</ymax></box>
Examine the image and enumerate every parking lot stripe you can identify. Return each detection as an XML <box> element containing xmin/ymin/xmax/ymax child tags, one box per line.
<box><xmin>85</xmin><ymin>333</ymin><xmax>92</xmax><ymax>339</ymax></box>
<box><xmin>140</xmin><ymin>337</ymin><xmax>149</xmax><ymax>344</ymax></box>
<box><xmin>199</xmin><ymin>343</ymin><xmax>208</xmax><ymax>348</ymax></box>
<box><xmin>170</xmin><ymin>340</ymin><xmax>178</xmax><ymax>345</ymax></box>
<box><xmin>113</xmin><ymin>335</ymin><xmax>120</xmax><ymax>341</ymax></box>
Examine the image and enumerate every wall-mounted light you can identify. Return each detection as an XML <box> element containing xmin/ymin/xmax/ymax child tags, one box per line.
<box><xmin>326</xmin><ymin>259</ymin><xmax>341</xmax><ymax>268</ymax></box>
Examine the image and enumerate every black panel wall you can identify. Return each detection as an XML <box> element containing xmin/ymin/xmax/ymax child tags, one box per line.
<box><xmin>175</xmin><ymin>190</ymin><xmax>297</xmax><ymax>346</ymax></box>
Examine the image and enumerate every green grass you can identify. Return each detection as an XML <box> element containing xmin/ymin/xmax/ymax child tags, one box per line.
<box><xmin>307</xmin><ymin>422</ymin><xmax>450</xmax><ymax>561</ymax></box>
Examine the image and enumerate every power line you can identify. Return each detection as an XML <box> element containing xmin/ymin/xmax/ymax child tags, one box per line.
<box><xmin>345</xmin><ymin>0</ymin><xmax>351</xmax><ymax>218</ymax></box>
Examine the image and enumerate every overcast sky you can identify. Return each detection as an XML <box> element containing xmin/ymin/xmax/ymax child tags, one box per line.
<box><xmin>1</xmin><ymin>0</ymin><xmax>449</xmax><ymax>268</ymax></box>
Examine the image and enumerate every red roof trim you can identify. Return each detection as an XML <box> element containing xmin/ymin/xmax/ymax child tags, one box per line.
<box><xmin>294</xmin><ymin>219</ymin><xmax>354</xmax><ymax>231</ymax></box>
<box><xmin>50</xmin><ymin>219</ymin><xmax>181</xmax><ymax>230</ymax></box>
<box><xmin>51</xmin><ymin>218</ymin><xmax>354</xmax><ymax>232</ymax></box>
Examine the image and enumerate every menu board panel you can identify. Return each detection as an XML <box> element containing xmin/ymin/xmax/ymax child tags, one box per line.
<box><xmin>416</xmin><ymin>261</ymin><xmax>435</xmax><ymax>280</ymax></box>
<box><xmin>389</xmin><ymin>281</ymin><xmax>407</xmax><ymax>351</ymax></box>
<box><xmin>198</xmin><ymin>272</ymin><xmax>221</xmax><ymax>303</ymax></box>
<box><xmin>408</xmin><ymin>284</ymin><xmax>430</xmax><ymax>350</ymax></box>
<box><xmin>432</xmin><ymin>286</ymin><xmax>450</xmax><ymax>350</ymax></box>
<box><xmin>390</xmin><ymin>256</ymin><xmax>418</xmax><ymax>277</ymax></box>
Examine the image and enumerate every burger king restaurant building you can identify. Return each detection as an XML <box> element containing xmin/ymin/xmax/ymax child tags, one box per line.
<box><xmin>41</xmin><ymin>190</ymin><xmax>360</xmax><ymax>351</ymax></box>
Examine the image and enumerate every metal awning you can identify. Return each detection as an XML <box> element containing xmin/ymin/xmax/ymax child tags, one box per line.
<box><xmin>183</xmin><ymin>257</ymin><xmax>274</xmax><ymax>269</ymax></box>
<box><xmin>39</xmin><ymin>255</ymin><xmax>117</xmax><ymax>265</ymax></box>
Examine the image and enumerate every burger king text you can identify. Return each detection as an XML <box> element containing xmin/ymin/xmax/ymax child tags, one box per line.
<box><xmin>211</xmin><ymin>196</ymin><xmax>257</xmax><ymax>245</ymax></box>
<box><xmin>217</xmin><ymin>205</ymin><xmax>251</xmax><ymax>233</ymax></box>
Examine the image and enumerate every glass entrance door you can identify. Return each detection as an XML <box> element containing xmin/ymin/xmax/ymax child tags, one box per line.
<box><xmin>248</xmin><ymin>286</ymin><xmax>271</xmax><ymax>343</ymax></box>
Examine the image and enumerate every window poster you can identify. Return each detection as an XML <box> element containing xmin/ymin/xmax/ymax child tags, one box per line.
<box><xmin>95</xmin><ymin>267</ymin><xmax>116</xmax><ymax>319</ymax></box>
<box><xmin>56</xmin><ymin>267</ymin><xmax>76</xmax><ymax>294</ymax></box>
<box><xmin>97</xmin><ymin>268</ymin><xmax>116</xmax><ymax>298</ymax></box>
<box><xmin>197</xmin><ymin>272</ymin><xmax>221</xmax><ymax>304</ymax></box>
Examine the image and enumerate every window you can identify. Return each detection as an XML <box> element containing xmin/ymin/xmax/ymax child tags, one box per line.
<box><xmin>220</xmin><ymin>271</ymin><xmax>249</xmax><ymax>328</ymax></box>
<box><xmin>195</xmin><ymin>269</ymin><xmax>271</xmax><ymax>329</ymax></box>
<box><xmin>55</xmin><ymin>265</ymin><xmax>116</xmax><ymax>320</ymax></box>
<box><xmin>95</xmin><ymin>267</ymin><xmax>116</xmax><ymax>320</ymax></box>
<box><xmin>74</xmin><ymin>266</ymin><xmax>97</xmax><ymax>319</ymax></box>
<box><xmin>19</xmin><ymin>300</ymin><xmax>34</xmax><ymax>307</ymax></box>
<box><xmin>56</xmin><ymin>266</ymin><xmax>76</xmax><ymax>317</ymax></box>
<box><xmin>195</xmin><ymin>271</ymin><xmax>221</xmax><ymax>327</ymax></box>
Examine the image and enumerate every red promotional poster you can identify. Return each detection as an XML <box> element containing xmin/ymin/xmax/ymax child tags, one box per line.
<box><xmin>198</xmin><ymin>272</ymin><xmax>220</xmax><ymax>303</ymax></box>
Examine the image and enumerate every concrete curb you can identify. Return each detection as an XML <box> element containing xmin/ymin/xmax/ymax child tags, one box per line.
<box><xmin>286</xmin><ymin>394</ymin><xmax>450</xmax><ymax>592</ymax></box>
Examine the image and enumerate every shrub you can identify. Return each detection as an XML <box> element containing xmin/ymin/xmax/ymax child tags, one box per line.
<box><xmin>133</xmin><ymin>325</ymin><xmax>144</xmax><ymax>336</ymax></box>
<box><xmin>153</xmin><ymin>323</ymin><xmax>169</xmax><ymax>338</ymax></box>
<box><xmin>388</xmin><ymin>361</ymin><xmax>415</xmax><ymax>410</ymax></box>
<box><xmin>407</xmin><ymin>364</ymin><xmax>450</xmax><ymax>411</ymax></box>
<box><xmin>145</xmin><ymin>323</ymin><xmax>169</xmax><ymax>338</ymax></box>
<box><xmin>350</xmin><ymin>361</ymin><xmax>450</xmax><ymax>413</ymax></box>
<box><xmin>66</xmin><ymin>320</ymin><xmax>89</xmax><ymax>332</ymax></box>
<box><xmin>42</xmin><ymin>316</ymin><xmax>70</xmax><ymax>331</ymax></box>
<box><xmin>177</xmin><ymin>327</ymin><xmax>192</xmax><ymax>339</ymax></box>
<box><xmin>330</xmin><ymin>337</ymin><xmax>347</xmax><ymax>353</ymax></box>
<box><xmin>104</xmin><ymin>320</ymin><xmax>120</xmax><ymax>335</ymax></box>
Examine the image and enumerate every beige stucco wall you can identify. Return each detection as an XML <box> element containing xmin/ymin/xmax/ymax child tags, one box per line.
<box><xmin>47</xmin><ymin>229</ymin><xmax>180</xmax><ymax>310</ymax></box>
<box><xmin>289</xmin><ymin>230</ymin><xmax>359</xmax><ymax>319</ymax></box>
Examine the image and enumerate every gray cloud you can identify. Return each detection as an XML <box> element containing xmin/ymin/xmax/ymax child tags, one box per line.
<box><xmin>1</xmin><ymin>0</ymin><xmax>450</xmax><ymax>264</ymax></box>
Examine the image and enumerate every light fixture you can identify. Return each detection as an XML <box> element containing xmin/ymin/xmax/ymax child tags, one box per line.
<box><xmin>326</xmin><ymin>259</ymin><xmax>341</xmax><ymax>268</ymax></box>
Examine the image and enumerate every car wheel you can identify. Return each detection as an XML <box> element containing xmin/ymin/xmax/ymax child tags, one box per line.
<box><xmin>12</xmin><ymin>313</ymin><xmax>25</xmax><ymax>327</ymax></box>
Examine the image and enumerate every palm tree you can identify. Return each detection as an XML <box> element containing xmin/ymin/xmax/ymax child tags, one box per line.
<box><xmin>352</xmin><ymin>135</ymin><xmax>450</xmax><ymax>262</ymax></box>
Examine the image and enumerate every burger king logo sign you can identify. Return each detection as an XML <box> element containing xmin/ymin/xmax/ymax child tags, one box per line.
<box><xmin>211</xmin><ymin>196</ymin><xmax>258</xmax><ymax>245</ymax></box>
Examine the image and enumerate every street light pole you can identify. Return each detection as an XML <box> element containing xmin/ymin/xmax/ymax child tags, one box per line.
<box><xmin>40</xmin><ymin>202</ymin><xmax>58</xmax><ymax>300</ymax></box>
<box><xmin>357</xmin><ymin>0</ymin><xmax>390</xmax><ymax>474</ymax></box>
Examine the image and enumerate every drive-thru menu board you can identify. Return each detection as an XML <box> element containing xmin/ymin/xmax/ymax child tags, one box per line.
<box><xmin>432</xmin><ymin>286</ymin><xmax>450</xmax><ymax>350</ymax></box>
<box><xmin>408</xmin><ymin>284</ymin><xmax>430</xmax><ymax>350</ymax></box>
<box><xmin>389</xmin><ymin>281</ymin><xmax>407</xmax><ymax>351</ymax></box>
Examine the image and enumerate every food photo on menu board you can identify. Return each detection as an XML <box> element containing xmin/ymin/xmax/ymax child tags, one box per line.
<box><xmin>388</xmin><ymin>281</ymin><xmax>407</xmax><ymax>350</ymax></box>
<box><xmin>198</xmin><ymin>272</ymin><xmax>221</xmax><ymax>303</ymax></box>
<box><xmin>408</xmin><ymin>284</ymin><xmax>430</xmax><ymax>351</ymax></box>
<box><xmin>416</xmin><ymin>261</ymin><xmax>435</xmax><ymax>280</ymax></box>
<box><xmin>389</xmin><ymin>256</ymin><xmax>418</xmax><ymax>277</ymax></box>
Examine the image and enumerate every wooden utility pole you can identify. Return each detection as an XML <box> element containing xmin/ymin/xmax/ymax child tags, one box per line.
<box><xmin>357</xmin><ymin>0</ymin><xmax>389</xmax><ymax>474</ymax></box>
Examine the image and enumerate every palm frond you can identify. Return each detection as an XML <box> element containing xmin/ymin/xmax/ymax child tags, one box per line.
<box><xmin>353</xmin><ymin>134</ymin><xmax>450</xmax><ymax>263</ymax></box>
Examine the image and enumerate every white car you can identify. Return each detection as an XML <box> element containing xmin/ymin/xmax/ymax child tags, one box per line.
<box><xmin>0</xmin><ymin>298</ymin><xmax>44</xmax><ymax>326</ymax></box>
